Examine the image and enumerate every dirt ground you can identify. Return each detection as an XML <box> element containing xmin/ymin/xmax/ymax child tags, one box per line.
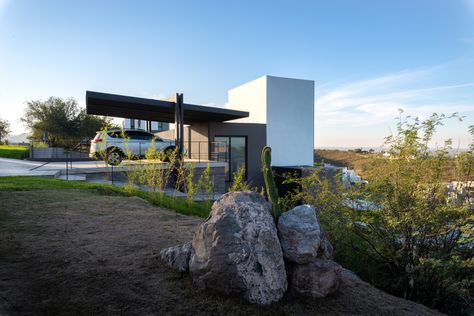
<box><xmin>0</xmin><ymin>189</ymin><xmax>444</xmax><ymax>316</ymax></box>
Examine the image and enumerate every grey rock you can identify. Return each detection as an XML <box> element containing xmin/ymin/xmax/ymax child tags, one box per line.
<box><xmin>189</xmin><ymin>191</ymin><xmax>287</xmax><ymax>305</ymax></box>
<box><xmin>319</xmin><ymin>228</ymin><xmax>334</xmax><ymax>260</ymax></box>
<box><xmin>160</xmin><ymin>242</ymin><xmax>192</xmax><ymax>272</ymax></box>
<box><xmin>290</xmin><ymin>259</ymin><xmax>342</xmax><ymax>298</ymax></box>
<box><xmin>278</xmin><ymin>204</ymin><xmax>322</xmax><ymax>263</ymax></box>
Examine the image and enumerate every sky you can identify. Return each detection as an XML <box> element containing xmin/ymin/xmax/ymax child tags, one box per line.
<box><xmin>0</xmin><ymin>0</ymin><xmax>473</xmax><ymax>148</ymax></box>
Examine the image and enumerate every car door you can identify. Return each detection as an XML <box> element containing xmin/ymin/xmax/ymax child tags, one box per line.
<box><xmin>136</xmin><ymin>131</ymin><xmax>155</xmax><ymax>156</ymax></box>
<box><xmin>123</xmin><ymin>131</ymin><xmax>140</xmax><ymax>157</ymax></box>
<box><xmin>153</xmin><ymin>136</ymin><xmax>168</xmax><ymax>152</ymax></box>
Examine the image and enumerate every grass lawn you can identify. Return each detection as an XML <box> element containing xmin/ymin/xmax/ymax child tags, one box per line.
<box><xmin>0</xmin><ymin>176</ymin><xmax>211</xmax><ymax>218</ymax></box>
<box><xmin>0</xmin><ymin>145</ymin><xmax>29</xmax><ymax>159</ymax></box>
<box><xmin>0</xmin><ymin>177</ymin><xmax>442</xmax><ymax>315</ymax></box>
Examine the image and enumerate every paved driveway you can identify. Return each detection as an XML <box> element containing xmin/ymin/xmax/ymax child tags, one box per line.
<box><xmin>0</xmin><ymin>158</ymin><xmax>52</xmax><ymax>176</ymax></box>
<box><xmin>0</xmin><ymin>158</ymin><xmax>108</xmax><ymax>177</ymax></box>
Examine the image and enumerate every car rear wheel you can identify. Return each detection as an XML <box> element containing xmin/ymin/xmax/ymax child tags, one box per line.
<box><xmin>107</xmin><ymin>149</ymin><xmax>123</xmax><ymax>166</ymax></box>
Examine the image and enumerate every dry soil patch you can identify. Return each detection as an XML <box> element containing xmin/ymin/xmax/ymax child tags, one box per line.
<box><xmin>0</xmin><ymin>189</ymin><xmax>443</xmax><ymax>315</ymax></box>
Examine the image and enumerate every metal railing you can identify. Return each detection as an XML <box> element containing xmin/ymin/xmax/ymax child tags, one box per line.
<box><xmin>185</xmin><ymin>141</ymin><xmax>228</xmax><ymax>163</ymax></box>
<box><xmin>30</xmin><ymin>138</ymin><xmax>229</xmax><ymax>164</ymax></box>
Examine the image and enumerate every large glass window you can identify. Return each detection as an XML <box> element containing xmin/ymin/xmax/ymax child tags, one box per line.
<box><xmin>214</xmin><ymin>136</ymin><xmax>247</xmax><ymax>182</ymax></box>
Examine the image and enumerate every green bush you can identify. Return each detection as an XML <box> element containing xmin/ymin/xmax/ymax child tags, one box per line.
<box><xmin>229</xmin><ymin>166</ymin><xmax>251</xmax><ymax>192</ymax></box>
<box><xmin>0</xmin><ymin>145</ymin><xmax>29</xmax><ymax>159</ymax></box>
<box><xmin>284</xmin><ymin>114</ymin><xmax>474</xmax><ymax>315</ymax></box>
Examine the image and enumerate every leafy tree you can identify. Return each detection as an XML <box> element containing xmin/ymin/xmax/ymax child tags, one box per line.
<box><xmin>21</xmin><ymin>97</ymin><xmax>111</xmax><ymax>146</ymax></box>
<box><xmin>0</xmin><ymin>118</ymin><xmax>11</xmax><ymax>144</ymax></box>
<box><xmin>284</xmin><ymin>113</ymin><xmax>473</xmax><ymax>315</ymax></box>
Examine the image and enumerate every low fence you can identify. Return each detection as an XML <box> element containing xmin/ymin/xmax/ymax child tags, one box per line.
<box><xmin>30</xmin><ymin>139</ymin><xmax>229</xmax><ymax>163</ymax></box>
<box><xmin>80</xmin><ymin>161</ymin><xmax>227</xmax><ymax>195</ymax></box>
<box><xmin>29</xmin><ymin>140</ymin><xmax>91</xmax><ymax>161</ymax></box>
<box><xmin>28</xmin><ymin>138</ymin><xmax>230</xmax><ymax>195</ymax></box>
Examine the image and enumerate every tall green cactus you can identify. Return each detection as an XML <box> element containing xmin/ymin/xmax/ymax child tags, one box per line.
<box><xmin>261</xmin><ymin>146</ymin><xmax>281</xmax><ymax>220</ymax></box>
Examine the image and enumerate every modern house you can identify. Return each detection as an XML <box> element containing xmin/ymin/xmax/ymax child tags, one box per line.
<box><xmin>86</xmin><ymin>75</ymin><xmax>315</xmax><ymax>187</ymax></box>
<box><xmin>121</xmin><ymin>118</ymin><xmax>169</xmax><ymax>133</ymax></box>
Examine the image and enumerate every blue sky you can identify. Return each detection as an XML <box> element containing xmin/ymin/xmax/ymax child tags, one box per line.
<box><xmin>0</xmin><ymin>0</ymin><xmax>473</xmax><ymax>148</ymax></box>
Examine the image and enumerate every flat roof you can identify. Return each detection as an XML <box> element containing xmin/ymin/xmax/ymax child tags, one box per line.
<box><xmin>86</xmin><ymin>91</ymin><xmax>249</xmax><ymax>124</ymax></box>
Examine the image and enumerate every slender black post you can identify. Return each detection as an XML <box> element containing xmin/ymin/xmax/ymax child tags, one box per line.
<box><xmin>174</xmin><ymin>93</ymin><xmax>180</xmax><ymax>152</ymax></box>
<box><xmin>65</xmin><ymin>152</ymin><xmax>68</xmax><ymax>180</ymax></box>
<box><xmin>173</xmin><ymin>92</ymin><xmax>185</xmax><ymax>159</ymax></box>
<box><xmin>178</xmin><ymin>93</ymin><xmax>184</xmax><ymax>158</ymax></box>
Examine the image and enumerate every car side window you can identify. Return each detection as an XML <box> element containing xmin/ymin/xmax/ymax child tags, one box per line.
<box><xmin>125</xmin><ymin>131</ymin><xmax>140</xmax><ymax>139</ymax></box>
<box><xmin>107</xmin><ymin>131</ymin><xmax>123</xmax><ymax>138</ymax></box>
<box><xmin>143</xmin><ymin>133</ymin><xmax>154</xmax><ymax>140</ymax></box>
<box><xmin>137</xmin><ymin>131</ymin><xmax>154</xmax><ymax>140</ymax></box>
<box><xmin>124</xmin><ymin>131</ymin><xmax>154</xmax><ymax>140</ymax></box>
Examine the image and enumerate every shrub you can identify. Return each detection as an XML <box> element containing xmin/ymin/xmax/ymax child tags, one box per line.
<box><xmin>229</xmin><ymin>166</ymin><xmax>251</xmax><ymax>192</ymax></box>
<box><xmin>285</xmin><ymin>113</ymin><xmax>474</xmax><ymax>315</ymax></box>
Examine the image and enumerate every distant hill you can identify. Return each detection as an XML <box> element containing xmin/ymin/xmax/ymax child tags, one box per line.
<box><xmin>315</xmin><ymin>149</ymin><xmax>370</xmax><ymax>176</ymax></box>
<box><xmin>6</xmin><ymin>133</ymin><xmax>30</xmax><ymax>144</ymax></box>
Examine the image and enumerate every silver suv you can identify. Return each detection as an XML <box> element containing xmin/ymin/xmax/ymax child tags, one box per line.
<box><xmin>90</xmin><ymin>129</ymin><xmax>176</xmax><ymax>165</ymax></box>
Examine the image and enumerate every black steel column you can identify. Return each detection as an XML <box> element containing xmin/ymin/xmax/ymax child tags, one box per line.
<box><xmin>174</xmin><ymin>93</ymin><xmax>180</xmax><ymax>149</ymax></box>
<box><xmin>173</xmin><ymin>93</ymin><xmax>185</xmax><ymax>158</ymax></box>
<box><xmin>178</xmin><ymin>93</ymin><xmax>184</xmax><ymax>157</ymax></box>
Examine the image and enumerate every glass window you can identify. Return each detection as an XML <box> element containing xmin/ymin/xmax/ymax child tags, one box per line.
<box><xmin>214</xmin><ymin>136</ymin><xmax>247</xmax><ymax>182</ymax></box>
<box><xmin>230</xmin><ymin>137</ymin><xmax>246</xmax><ymax>178</ymax></box>
<box><xmin>126</xmin><ymin>131</ymin><xmax>153</xmax><ymax>140</ymax></box>
<box><xmin>107</xmin><ymin>131</ymin><xmax>123</xmax><ymax>138</ymax></box>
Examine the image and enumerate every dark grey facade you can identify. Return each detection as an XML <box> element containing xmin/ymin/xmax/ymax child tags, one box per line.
<box><xmin>86</xmin><ymin>90</ymin><xmax>267</xmax><ymax>188</ymax></box>
<box><xmin>157</xmin><ymin>122</ymin><xmax>266</xmax><ymax>188</ymax></box>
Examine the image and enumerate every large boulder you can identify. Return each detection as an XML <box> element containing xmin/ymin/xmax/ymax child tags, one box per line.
<box><xmin>319</xmin><ymin>228</ymin><xmax>334</xmax><ymax>260</ymax></box>
<box><xmin>278</xmin><ymin>204</ymin><xmax>323</xmax><ymax>263</ymax></box>
<box><xmin>160</xmin><ymin>242</ymin><xmax>192</xmax><ymax>272</ymax></box>
<box><xmin>290</xmin><ymin>259</ymin><xmax>342</xmax><ymax>298</ymax></box>
<box><xmin>189</xmin><ymin>191</ymin><xmax>287</xmax><ymax>305</ymax></box>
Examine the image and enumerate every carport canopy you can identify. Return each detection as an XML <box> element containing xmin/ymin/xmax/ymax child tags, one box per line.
<box><xmin>86</xmin><ymin>91</ymin><xmax>249</xmax><ymax>124</ymax></box>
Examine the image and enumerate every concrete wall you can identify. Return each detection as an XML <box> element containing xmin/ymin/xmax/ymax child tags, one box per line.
<box><xmin>227</xmin><ymin>75</ymin><xmax>315</xmax><ymax>167</ymax></box>
<box><xmin>266</xmin><ymin>76</ymin><xmax>314</xmax><ymax>166</ymax></box>
<box><xmin>30</xmin><ymin>147</ymin><xmax>64</xmax><ymax>159</ymax></box>
<box><xmin>188</xmin><ymin>122</ymin><xmax>209</xmax><ymax>161</ymax></box>
<box><xmin>189</xmin><ymin>162</ymin><xmax>226</xmax><ymax>194</ymax></box>
<box><xmin>227</xmin><ymin>76</ymin><xmax>267</xmax><ymax>124</ymax></box>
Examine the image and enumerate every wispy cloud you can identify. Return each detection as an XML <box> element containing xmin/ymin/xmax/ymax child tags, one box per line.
<box><xmin>0</xmin><ymin>0</ymin><xmax>10</xmax><ymax>16</ymax></box>
<box><xmin>465</xmin><ymin>0</ymin><xmax>474</xmax><ymax>17</ymax></box>
<box><xmin>315</xmin><ymin>62</ymin><xmax>474</xmax><ymax>128</ymax></box>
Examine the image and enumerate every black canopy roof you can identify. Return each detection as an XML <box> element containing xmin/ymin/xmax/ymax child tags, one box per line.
<box><xmin>86</xmin><ymin>91</ymin><xmax>248</xmax><ymax>124</ymax></box>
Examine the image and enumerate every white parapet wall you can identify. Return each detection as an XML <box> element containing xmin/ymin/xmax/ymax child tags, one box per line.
<box><xmin>228</xmin><ymin>75</ymin><xmax>314</xmax><ymax>166</ymax></box>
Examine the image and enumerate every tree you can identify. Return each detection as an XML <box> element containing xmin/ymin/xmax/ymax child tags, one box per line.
<box><xmin>284</xmin><ymin>113</ymin><xmax>473</xmax><ymax>314</ymax></box>
<box><xmin>21</xmin><ymin>97</ymin><xmax>111</xmax><ymax>146</ymax></box>
<box><xmin>0</xmin><ymin>118</ymin><xmax>11</xmax><ymax>144</ymax></box>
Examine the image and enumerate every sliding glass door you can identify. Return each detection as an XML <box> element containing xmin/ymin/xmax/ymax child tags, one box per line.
<box><xmin>214</xmin><ymin>136</ymin><xmax>247</xmax><ymax>182</ymax></box>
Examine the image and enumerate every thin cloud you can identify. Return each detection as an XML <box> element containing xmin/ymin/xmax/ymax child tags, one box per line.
<box><xmin>466</xmin><ymin>0</ymin><xmax>474</xmax><ymax>17</ymax></box>
<box><xmin>0</xmin><ymin>0</ymin><xmax>9</xmax><ymax>16</ymax></box>
<box><xmin>315</xmin><ymin>63</ymin><xmax>474</xmax><ymax>127</ymax></box>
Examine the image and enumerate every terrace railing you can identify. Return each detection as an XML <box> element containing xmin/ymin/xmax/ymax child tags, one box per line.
<box><xmin>29</xmin><ymin>139</ymin><xmax>229</xmax><ymax>164</ymax></box>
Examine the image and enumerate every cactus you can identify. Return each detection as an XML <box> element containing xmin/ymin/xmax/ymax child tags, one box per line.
<box><xmin>261</xmin><ymin>146</ymin><xmax>281</xmax><ymax>220</ymax></box>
